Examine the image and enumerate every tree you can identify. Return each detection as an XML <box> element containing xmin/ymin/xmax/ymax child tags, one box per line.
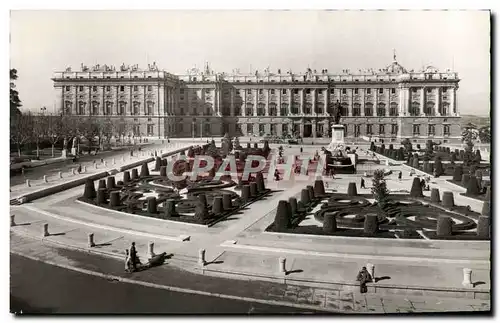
<box><xmin>46</xmin><ymin>114</ymin><xmax>64</xmax><ymax>157</ymax></box>
<box><xmin>77</xmin><ymin>116</ymin><xmax>99</xmax><ymax>154</ymax></box>
<box><xmin>401</xmin><ymin>138</ymin><xmax>412</xmax><ymax>153</ymax></box>
<box><xmin>10</xmin><ymin>69</ymin><xmax>22</xmax><ymax>117</ymax></box>
<box><xmin>32</xmin><ymin>114</ymin><xmax>48</xmax><ymax>158</ymax></box>
<box><xmin>10</xmin><ymin>112</ymin><xmax>34</xmax><ymax>157</ymax></box>
<box><xmin>112</xmin><ymin>118</ymin><xmax>131</xmax><ymax>146</ymax></box>
<box><xmin>462</xmin><ymin>123</ymin><xmax>478</xmax><ymax>144</ymax></box>
<box><xmin>478</xmin><ymin>126</ymin><xmax>491</xmax><ymax>144</ymax></box>
<box><xmin>371</xmin><ymin>169</ymin><xmax>390</xmax><ymax>209</ymax></box>
<box><xmin>96</xmin><ymin>118</ymin><xmax>114</xmax><ymax>150</ymax></box>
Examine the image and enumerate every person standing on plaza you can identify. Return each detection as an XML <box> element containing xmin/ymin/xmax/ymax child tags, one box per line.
<box><xmin>129</xmin><ymin>242</ymin><xmax>138</xmax><ymax>272</ymax></box>
<box><xmin>398</xmin><ymin>171</ymin><xmax>402</xmax><ymax>181</ymax></box>
<box><xmin>360</xmin><ymin>177</ymin><xmax>366</xmax><ymax>189</ymax></box>
<box><xmin>356</xmin><ymin>266</ymin><xmax>372</xmax><ymax>294</ymax></box>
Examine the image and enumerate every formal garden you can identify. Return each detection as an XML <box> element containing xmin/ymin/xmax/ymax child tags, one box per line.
<box><xmin>78</xmin><ymin>136</ymin><xmax>275</xmax><ymax>226</ymax></box>
<box><xmin>369</xmin><ymin>139</ymin><xmax>491</xmax><ymax>201</ymax></box>
<box><xmin>266</xmin><ymin>170</ymin><xmax>491</xmax><ymax>241</ymax></box>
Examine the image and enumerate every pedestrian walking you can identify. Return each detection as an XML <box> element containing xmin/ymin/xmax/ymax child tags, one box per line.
<box><xmin>129</xmin><ymin>242</ymin><xmax>138</xmax><ymax>272</ymax></box>
<box><xmin>274</xmin><ymin>169</ymin><xmax>280</xmax><ymax>181</ymax></box>
<box><xmin>356</xmin><ymin>266</ymin><xmax>372</xmax><ymax>294</ymax></box>
<box><xmin>124</xmin><ymin>249</ymin><xmax>131</xmax><ymax>272</ymax></box>
<box><xmin>398</xmin><ymin>171</ymin><xmax>402</xmax><ymax>181</ymax></box>
<box><xmin>360</xmin><ymin>177</ymin><xmax>366</xmax><ymax>189</ymax></box>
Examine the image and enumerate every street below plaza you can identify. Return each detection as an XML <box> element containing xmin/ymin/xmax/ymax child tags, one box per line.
<box><xmin>10</xmin><ymin>254</ymin><xmax>322</xmax><ymax>314</ymax></box>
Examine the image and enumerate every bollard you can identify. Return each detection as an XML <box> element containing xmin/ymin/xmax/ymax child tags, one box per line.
<box><xmin>279</xmin><ymin>257</ymin><xmax>287</xmax><ymax>274</ymax></box>
<box><xmin>43</xmin><ymin>175</ymin><xmax>48</xmax><ymax>183</ymax></box>
<box><xmin>198</xmin><ymin>249</ymin><xmax>206</xmax><ymax>266</ymax></box>
<box><xmin>10</xmin><ymin>215</ymin><xmax>16</xmax><ymax>227</ymax></box>
<box><xmin>462</xmin><ymin>268</ymin><xmax>473</xmax><ymax>288</ymax></box>
<box><xmin>26</xmin><ymin>179</ymin><xmax>31</xmax><ymax>187</ymax></box>
<box><xmin>94</xmin><ymin>163</ymin><xmax>98</xmax><ymax>169</ymax></box>
<box><xmin>83</xmin><ymin>165</ymin><xmax>87</xmax><ymax>173</ymax></box>
<box><xmin>366</xmin><ymin>263</ymin><xmax>376</xmax><ymax>282</ymax></box>
<box><xmin>149</xmin><ymin>242</ymin><xmax>155</xmax><ymax>259</ymax></box>
<box><xmin>88</xmin><ymin>233</ymin><xmax>96</xmax><ymax>247</ymax></box>
<box><xmin>42</xmin><ymin>223</ymin><xmax>49</xmax><ymax>237</ymax></box>
<box><xmin>58</xmin><ymin>171</ymin><xmax>63</xmax><ymax>179</ymax></box>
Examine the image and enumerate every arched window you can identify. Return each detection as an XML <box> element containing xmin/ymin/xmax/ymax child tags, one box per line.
<box><xmin>441</xmin><ymin>103</ymin><xmax>450</xmax><ymax>116</ymax></box>
<box><xmin>269</xmin><ymin>103</ymin><xmax>277</xmax><ymax>116</ymax></box>
<box><xmin>340</xmin><ymin>102</ymin><xmax>348</xmax><ymax>116</ymax></box>
<box><xmin>304</xmin><ymin>103</ymin><xmax>312</xmax><ymax>114</ymax></box>
<box><xmin>133</xmin><ymin>102</ymin><xmax>140</xmax><ymax>115</ymax></box>
<box><xmin>281</xmin><ymin>103</ymin><xmax>288</xmax><ymax>115</ymax></box>
<box><xmin>92</xmin><ymin>101</ymin><xmax>99</xmax><ymax>115</ymax></box>
<box><xmin>105</xmin><ymin>102</ymin><xmax>113</xmax><ymax>116</ymax></box>
<box><xmin>257</xmin><ymin>103</ymin><xmax>266</xmax><ymax>116</ymax></box>
<box><xmin>146</xmin><ymin>101</ymin><xmax>154</xmax><ymax>115</ymax></box>
<box><xmin>315</xmin><ymin>103</ymin><xmax>324</xmax><ymax>114</ymax></box>
<box><xmin>78</xmin><ymin>102</ymin><xmax>85</xmax><ymax>115</ymax></box>
<box><xmin>377</xmin><ymin>103</ymin><xmax>386</xmax><ymax>116</ymax></box>
<box><xmin>425</xmin><ymin>102</ymin><xmax>435</xmax><ymax>116</ymax></box>
<box><xmin>64</xmin><ymin>101</ymin><xmax>72</xmax><ymax>115</ymax></box>
<box><xmin>245</xmin><ymin>103</ymin><xmax>254</xmax><ymax>116</ymax></box>
<box><xmin>410</xmin><ymin>102</ymin><xmax>420</xmax><ymax>116</ymax></box>
<box><xmin>365</xmin><ymin>103</ymin><xmax>374</xmax><ymax>117</ymax></box>
<box><xmin>352</xmin><ymin>103</ymin><xmax>361</xmax><ymax>116</ymax></box>
<box><xmin>389</xmin><ymin>102</ymin><xmax>398</xmax><ymax>116</ymax></box>
<box><xmin>118</xmin><ymin>101</ymin><xmax>126</xmax><ymax>115</ymax></box>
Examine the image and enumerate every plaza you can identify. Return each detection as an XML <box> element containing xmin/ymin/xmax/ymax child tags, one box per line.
<box><xmin>9</xmin><ymin>137</ymin><xmax>491</xmax><ymax>313</ymax></box>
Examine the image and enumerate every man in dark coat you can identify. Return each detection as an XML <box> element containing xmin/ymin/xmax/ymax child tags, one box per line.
<box><xmin>356</xmin><ymin>266</ymin><xmax>372</xmax><ymax>294</ymax></box>
<box><xmin>129</xmin><ymin>242</ymin><xmax>139</xmax><ymax>272</ymax></box>
<box><xmin>398</xmin><ymin>171</ymin><xmax>402</xmax><ymax>181</ymax></box>
<box><xmin>360</xmin><ymin>177</ymin><xmax>366</xmax><ymax>189</ymax></box>
<box><xmin>274</xmin><ymin>169</ymin><xmax>280</xmax><ymax>181</ymax></box>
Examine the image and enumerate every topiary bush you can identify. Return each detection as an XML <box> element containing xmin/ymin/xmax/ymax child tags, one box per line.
<box><xmin>106</xmin><ymin>176</ymin><xmax>116</xmax><ymax>190</ymax></box>
<box><xmin>194</xmin><ymin>200</ymin><xmax>210</xmax><ymax>222</ymax></box>
<box><xmin>436</xmin><ymin>216</ymin><xmax>453</xmax><ymax>236</ymax></box>
<box><xmin>466</xmin><ymin>175</ymin><xmax>480</xmax><ymax>195</ymax></box>
<box><xmin>477</xmin><ymin>216</ymin><xmax>490</xmax><ymax>238</ymax></box>
<box><xmin>363</xmin><ymin>214</ymin><xmax>378</xmax><ymax>235</ymax></box>
<box><xmin>434</xmin><ymin>159</ymin><xmax>444</xmax><ymax>177</ymax></box>
<box><xmin>241</xmin><ymin>185</ymin><xmax>250</xmax><ymax>203</ymax></box>
<box><xmin>222</xmin><ymin>193</ymin><xmax>232</xmax><ymax>210</ymax></box>
<box><xmin>461</xmin><ymin>174</ymin><xmax>470</xmax><ymax>187</ymax></box>
<box><xmin>314</xmin><ymin>179</ymin><xmax>326</xmax><ymax>196</ymax></box>
<box><xmin>147</xmin><ymin>197</ymin><xmax>158</xmax><ymax>214</ymax></box>
<box><xmin>110</xmin><ymin>191</ymin><xmax>121</xmax><ymax>207</ymax></box>
<box><xmin>430</xmin><ymin>188</ymin><xmax>440</xmax><ymax>203</ymax></box>
<box><xmin>123</xmin><ymin>171</ymin><xmax>131</xmax><ymax>183</ymax></box>
<box><xmin>140</xmin><ymin>162</ymin><xmax>150</xmax><ymax>177</ymax></box>
<box><xmin>301</xmin><ymin>189</ymin><xmax>311</xmax><ymax>206</ymax></box>
<box><xmin>323</xmin><ymin>213</ymin><xmax>337</xmax><ymax>233</ymax></box>
<box><xmin>249</xmin><ymin>182</ymin><xmax>258</xmax><ymax>197</ymax></box>
<box><xmin>442</xmin><ymin>191</ymin><xmax>455</xmax><ymax>208</ymax></box>
<box><xmin>83</xmin><ymin>179</ymin><xmax>97</xmax><ymax>199</ymax></box>
<box><xmin>289</xmin><ymin>197</ymin><xmax>298</xmax><ymax>216</ymax></box>
<box><xmin>212</xmin><ymin>196</ymin><xmax>224</xmax><ymax>215</ymax></box>
<box><xmin>160</xmin><ymin>166</ymin><xmax>167</xmax><ymax>177</ymax></box>
<box><xmin>409</xmin><ymin>177</ymin><xmax>423</xmax><ymax>197</ymax></box>
<box><xmin>164</xmin><ymin>199</ymin><xmax>178</xmax><ymax>217</ymax></box>
<box><xmin>452</xmin><ymin>165</ymin><xmax>463</xmax><ymax>181</ymax></box>
<box><xmin>347</xmin><ymin>182</ymin><xmax>358</xmax><ymax>196</ymax></box>
<box><xmin>412</xmin><ymin>156</ymin><xmax>420</xmax><ymax>169</ymax></box>
<box><xmin>97</xmin><ymin>188</ymin><xmax>106</xmax><ymax>204</ymax></box>
<box><xmin>131</xmin><ymin>168</ymin><xmax>139</xmax><ymax>180</ymax></box>
<box><xmin>154</xmin><ymin>157</ymin><xmax>161</xmax><ymax>171</ymax></box>
<box><xmin>481</xmin><ymin>200</ymin><xmax>490</xmax><ymax>217</ymax></box>
<box><xmin>307</xmin><ymin>185</ymin><xmax>315</xmax><ymax>201</ymax></box>
<box><xmin>255</xmin><ymin>172</ymin><xmax>265</xmax><ymax>192</ymax></box>
<box><xmin>274</xmin><ymin>200</ymin><xmax>291</xmax><ymax>231</ymax></box>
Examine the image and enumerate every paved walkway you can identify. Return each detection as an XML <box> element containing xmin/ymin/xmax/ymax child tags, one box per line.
<box><xmin>10</xmin><ymin>232</ymin><xmax>490</xmax><ymax>313</ymax></box>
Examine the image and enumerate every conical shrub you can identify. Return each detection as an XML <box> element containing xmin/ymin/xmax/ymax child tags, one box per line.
<box><xmin>131</xmin><ymin>168</ymin><xmax>139</xmax><ymax>180</ymax></box>
<box><xmin>314</xmin><ymin>179</ymin><xmax>326</xmax><ymax>196</ymax></box>
<box><xmin>83</xmin><ymin>179</ymin><xmax>96</xmax><ymax>199</ymax></box>
<box><xmin>434</xmin><ymin>159</ymin><xmax>444</xmax><ymax>176</ymax></box>
<box><xmin>123</xmin><ymin>170</ymin><xmax>131</xmax><ymax>183</ymax></box>
<box><xmin>412</xmin><ymin>157</ymin><xmax>420</xmax><ymax>169</ymax></box>
<box><xmin>198</xmin><ymin>194</ymin><xmax>208</xmax><ymax>208</ymax></box>
<box><xmin>212</xmin><ymin>196</ymin><xmax>224</xmax><ymax>215</ymax></box>
<box><xmin>194</xmin><ymin>200</ymin><xmax>209</xmax><ymax>222</ymax></box>
<box><xmin>323</xmin><ymin>213</ymin><xmax>337</xmax><ymax>233</ymax></box>
<box><xmin>409</xmin><ymin>177</ymin><xmax>423</xmax><ymax>197</ymax></box>
<box><xmin>98</xmin><ymin>179</ymin><xmax>106</xmax><ymax>190</ymax></box>
<box><xmin>147</xmin><ymin>197</ymin><xmax>158</xmax><ymax>214</ymax></box>
<box><xmin>253</xmin><ymin>143</ymin><xmax>258</xmax><ymax>149</ymax></box>
<box><xmin>289</xmin><ymin>197</ymin><xmax>298</xmax><ymax>216</ymax></box>
<box><xmin>164</xmin><ymin>199</ymin><xmax>178</xmax><ymax>217</ymax></box>
<box><xmin>301</xmin><ymin>189</ymin><xmax>311</xmax><ymax>205</ymax></box>
<box><xmin>97</xmin><ymin>188</ymin><xmax>106</xmax><ymax>204</ymax></box>
<box><xmin>109</xmin><ymin>191</ymin><xmax>121</xmax><ymax>207</ymax></box>
<box><xmin>249</xmin><ymin>182</ymin><xmax>258</xmax><ymax>197</ymax></box>
<box><xmin>274</xmin><ymin>200</ymin><xmax>291</xmax><ymax>231</ymax></box>
<box><xmin>436</xmin><ymin>216</ymin><xmax>453</xmax><ymax>236</ymax></box>
<box><xmin>187</xmin><ymin>147</ymin><xmax>195</xmax><ymax>158</ymax></box>
<box><xmin>477</xmin><ymin>216</ymin><xmax>490</xmax><ymax>238</ymax></box>
<box><xmin>347</xmin><ymin>182</ymin><xmax>358</xmax><ymax>196</ymax></box>
<box><xmin>481</xmin><ymin>201</ymin><xmax>490</xmax><ymax>217</ymax></box>
<box><xmin>241</xmin><ymin>185</ymin><xmax>250</xmax><ymax>203</ymax></box>
<box><xmin>452</xmin><ymin>165</ymin><xmax>463</xmax><ymax>181</ymax></box>
<box><xmin>307</xmin><ymin>185</ymin><xmax>315</xmax><ymax>201</ymax></box>
<box><xmin>363</xmin><ymin>214</ymin><xmax>378</xmax><ymax>235</ymax></box>
<box><xmin>442</xmin><ymin>191</ymin><xmax>455</xmax><ymax>208</ymax></box>
<box><xmin>140</xmin><ymin>162</ymin><xmax>150</xmax><ymax>177</ymax></box>
<box><xmin>154</xmin><ymin>157</ymin><xmax>161</xmax><ymax>171</ymax></box>
<box><xmin>255</xmin><ymin>172</ymin><xmax>265</xmax><ymax>192</ymax></box>
<box><xmin>160</xmin><ymin>166</ymin><xmax>167</xmax><ymax>177</ymax></box>
<box><xmin>430</xmin><ymin>188</ymin><xmax>440</xmax><ymax>203</ymax></box>
<box><xmin>106</xmin><ymin>176</ymin><xmax>116</xmax><ymax>190</ymax></box>
<box><xmin>485</xmin><ymin>186</ymin><xmax>491</xmax><ymax>200</ymax></box>
<box><xmin>466</xmin><ymin>176</ymin><xmax>480</xmax><ymax>195</ymax></box>
<box><xmin>222</xmin><ymin>193</ymin><xmax>232</xmax><ymax>210</ymax></box>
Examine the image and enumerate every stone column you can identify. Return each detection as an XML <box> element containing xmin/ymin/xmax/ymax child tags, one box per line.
<box><xmin>265</xmin><ymin>89</ymin><xmax>270</xmax><ymax>116</ymax></box>
<box><xmin>312</xmin><ymin>122</ymin><xmax>317</xmax><ymax>138</ymax></box>
<box><xmin>312</xmin><ymin>89</ymin><xmax>316</xmax><ymax>116</ymax></box>
<box><xmin>435</xmin><ymin>88</ymin><xmax>441</xmax><ymax>116</ymax></box>
<box><xmin>420</xmin><ymin>87</ymin><xmax>425</xmax><ymax>116</ymax></box>
<box><xmin>242</xmin><ymin>90</ymin><xmax>246</xmax><ymax>117</ymax></box>
<box><xmin>254</xmin><ymin>89</ymin><xmax>258</xmax><ymax>117</ymax></box>
<box><xmin>300</xmin><ymin>89</ymin><xmax>305</xmax><ymax>115</ymax></box>
<box><xmin>277</xmin><ymin>89</ymin><xmax>282</xmax><ymax>116</ymax></box>
<box><xmin>462</xmin><ymin>268</ymin><xmax>473</xmax><ymax>288</ymax></box>
<box><xmin>361</xmin><ymin>89</ymin><xmax>365</xmax><ymax>117</ymax></box>
<box><xmin>289</xmin><ymin>89</ymin><xmax>293</xmax><ymax>115</ymax></box>
<box><xmin>373</xmin><ymin>89</ymin><xmax>378</xmax><ymax>117</ymax></box>
<box><xmin>230</xmin><ymin>89</ymin><xmax>235</xmax><ymax>116</ymax></box>
<box><xmin>451</xmin><ymin>87</ymin><xmax>457</xmax><ymax>115</ymax></box>
<box><xmin>348</xmin><ymin>89</ymin><xmax>353</xmax><ymax>117</ymax></box>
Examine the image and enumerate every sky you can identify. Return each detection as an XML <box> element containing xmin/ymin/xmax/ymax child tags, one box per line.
<box><xmin>9</xmin><ymin>10</ymin><xmax>490</xmax><ymax>116</ymax></box>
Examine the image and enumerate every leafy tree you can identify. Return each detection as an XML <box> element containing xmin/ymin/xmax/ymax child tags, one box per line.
<box><xmin>10</xmin><ymin>112</ymin><xmax>34</xmax><ymax>157</ymax></box>
<box><xmin>478</xmin><ymin>126</ymin><xmax>491</xmax><ymax>143</ymax></box>
<box><xmin>371</xmin><ymin>169</ymin><xmax>390</xmax><ymax>209</ymax></box>
<box><xmin>112</xmin><ymin>118</ymin><xmax>131</xmax><ymax>146</ymax></box>
<box><xmin>10</xmin><ymin>69</ymin><xmax>22</xmax><ymax>117</ymax></box>
<box><xmin>401</xmin><ymin>138</ymin><xmax>412</xmax><ymax>153</ymax></box>
<box><xmin>77</xmin><ymin>116</ymin><xmax>99</xmax><ymax>154</ymax></box>
<box><xmin>462</xmin><ymin>123</ymin><xmax>478</xmax><ymax>144</ymax></box>
<box><xmin>32</xmin><ymin>114</ymin><xmax>47</xmax><ymax>158</ymax></box>
<box><xmin>46</xmin><ymin>113</ymin><xmax>64</xmax><ymax>157</ymax></box>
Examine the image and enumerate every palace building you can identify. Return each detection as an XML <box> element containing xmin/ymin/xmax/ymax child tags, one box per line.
<box><xmin>52</xmin><ymin>55</ymin><xmax>461</xmax><ymax>143</ymax></box>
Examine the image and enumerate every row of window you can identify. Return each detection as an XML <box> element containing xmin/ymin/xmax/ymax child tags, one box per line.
<box><xmin>66</xmin><ymin>85</ymin><xmax>155</xmax><ymax>92</ymax></box>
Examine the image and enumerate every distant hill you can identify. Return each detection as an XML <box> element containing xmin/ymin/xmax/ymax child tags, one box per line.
<box><xmin>460</xmin><ymin>115</ymin><xmax>490</xmax><ymax>128</ymax></box>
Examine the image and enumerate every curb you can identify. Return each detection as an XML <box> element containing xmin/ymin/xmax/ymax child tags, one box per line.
<box><xmin>9</xmin><ymin>249</ymin><xmax>338</xmax><ymax>313</ymax></box>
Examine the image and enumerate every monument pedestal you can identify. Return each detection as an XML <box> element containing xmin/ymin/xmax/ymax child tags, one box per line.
<box><xmin>328</xmin><ymin>124</ymin><xmax>346</xmax><ymax>151</ymax></box>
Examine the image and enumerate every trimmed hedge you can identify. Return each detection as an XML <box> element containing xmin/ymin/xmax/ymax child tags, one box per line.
<box><xmin>436</xmin><ymin>216</ymin><xmax>452</xmax><ymax>236</ymax></box>
<box><xmin>274</xmin><ymin>200</ymin><xmax>291</xmax><ymax>231</ymax></box>
<box><xmin>347</xmin><ymin>182</ymin><xmax>358</xmax><ymax>196</ymax></box>
<box><xmin>409</xmin><ymin>177</ymin><xmax>423</xmax><ymax>197</ymax></box>
<box><xmin>442</xmin><ymin>191</ymin><xmax>455</xmax><ymax>208</ymax></box>
<box><xmin>323</xmin><ymin>213</ymin><xmax>337</xmax><ymax>233</ymax></box>
<box><xmin>363</xmin><ymin>214</ymin><xmax>378</xmax><ymax>235</ymax></box>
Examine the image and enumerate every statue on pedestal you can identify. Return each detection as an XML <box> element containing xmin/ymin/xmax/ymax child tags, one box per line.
<box><xmin>333</xmin><ymin>101</ymin><xmax>342</xmax><ymax>125</ymax></box>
